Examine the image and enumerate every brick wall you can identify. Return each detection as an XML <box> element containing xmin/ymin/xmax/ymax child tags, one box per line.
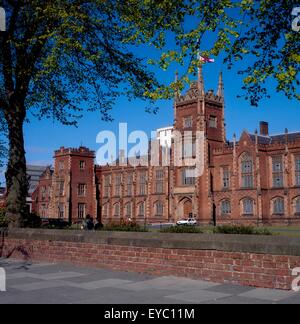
<box><xmin>3</xmin><ymin>229</ymin><xmax>300</xmax><ymax>291</ymax></box>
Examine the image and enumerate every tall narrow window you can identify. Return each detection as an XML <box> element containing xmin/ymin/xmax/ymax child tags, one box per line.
<box><xmin>139</xmin><ymin>172</ymin><xmax>147</xmax><ymax>195</ymax></box>
<box><xmin>221</xmin><ymin>200</ymin><xmax>231</xmax><ymax>215</ymax></box>
<box><xmin>78</xmin><ymin>184</ymin><xmax>86</xmax><ymax>197</ymax></box>
<box><xmin>41</xmin><ymin>186</ymin><xmax>47</xmax><ymax>200</ymax></box>
<box><xmin>127</xmin><ymin>174</ymin><xmax>133</xmax><ymax>196</ymax></box>
<box><xmin>104</xmin><ymin>175</ymin><xmax>110</xmax><ymax>198</ymax></box>
<box><xmin>182</xmin><ymin>168</ymin><xmax>196</xmax><ymax>186</ymax></box>
<box><xmin>243</xmin><ymin>198</ymin><xmax>254</xmax><ymax>215</ymax></box>
<box><xmin>295</xmin><ymin>156</ymin><xmax>300</xmax><ymax>186</ymax></box>
<box><xmin>59</xmin><ymin>161</ymin><xmax>64</xmax><ymax>171</ymax></box>
<box><xmin>115</xmin><ymin>174</ymin><xmax>121</xmax><ymax>197</ymax></box>
<box><xmin>272</xmin><ymin>156</ymin><xmax>283</xmax><ymax>188</ymax></box>
<box><xmin>184</xmin><ymin>116</ymin><xmax>192</xmax><ymax>129</ymax></box>
<box><xmin>208</xmin><ymin>116</ymin><xmax>217</xmax><ymax>128</ymax></box>
<box><xmin>155</xmin><ymin>201</ymin><xmax>164</xmax><ymax>216</ymax></box>
<box><xmin>78</xmin><ymin>203</ymin><xmax>86</xmax><ymax>219</ymax></box>
<box><xmin>59</xmin><ymin>181</ymin><xmax>64</xmax><ymax>196</ymax></box>
<box><xmin>155</xmin><ymin>170</ymin><xmax>164</xmax><ymax>194</ymax></box>
<box><xmin>58</xmin><ymin>204</ymin><xmax>64</xmax><ymax>218</ymax></box>
<box><xmin>125</xmin><ymin>202</ymin><xmax>132</xmax><ymax>217</ymax></box>
<box><xmin>222</xmin><ymin>167</ymin><xmax>230</xmax><ymax>189</ymax></box>
<box><xmin>79</xmin><ymin>161</ymin><xmax>86</xmax><ymax>170</ymax></box>
<box><xmin>273</xmin><ymin>197</ymin><xmax>284</xmax><ymax>215</ymax></box>
<box><xmin>103</xmin><ymin>204</ymin><xmax>108</xmax><ymax>218</ymax></box>
<box><xmin>241</xmin><ymin>154</ymin><xmax>253</xmax><ymax>188</ymax></box>
<box><xmin>138</xmin><ymin>202</ymin><xmax>145</xmax><ymax>217</ymax></box>
<box><xmin>114</xmin><ymin>203</ymin><xmax>120</xmax><ymax>218</ymax></box>
<box><xmin>295</xmin><ymin>197</ymin><xmax>300</xmax><ymax>214</ymax></box>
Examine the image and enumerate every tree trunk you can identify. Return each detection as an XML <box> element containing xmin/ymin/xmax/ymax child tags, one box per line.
<box><xmin>5</xmin><ymin>104</ymin><xmax>28</xmax><ymax>228</ymax></box>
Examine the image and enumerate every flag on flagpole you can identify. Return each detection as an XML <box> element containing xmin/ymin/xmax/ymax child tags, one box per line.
<box><xmin>199</xmin><ymin>56</ymin><xmax>215</xmax><ymax>63</ymax></box>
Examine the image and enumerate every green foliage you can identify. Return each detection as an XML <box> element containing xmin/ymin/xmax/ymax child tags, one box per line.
<box><xmin>102</xmin><ymin>221</ymin><xmax>148</xmax><ymax>232</ymax></box>
<box><xmin>213</xmin><ymin>225</ymin><xmax>272</xmax><ymax>235</ymax></box>
<box><xmin>22</xmin><ymin>213</ymin><xmax>42</xmax><ymax>228</ymax></box>
<box><xmin>160</xmin><ymin>226</ymin><xmax>203</xmax><ymax>234</ymax></box>
<box><xmin>0</xmin><ymin>208</ymin><xmax>8</xmax><ymax>227</ymax></box>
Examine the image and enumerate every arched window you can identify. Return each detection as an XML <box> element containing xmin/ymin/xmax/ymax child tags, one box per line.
<box><xmin>221</xmin><ymin>200</ymin><xmax>231</xmax><ymax>215</ymax></box>
<box><xmin>240</xmin><ymin>153</ymin><xmax>253</xmax><ymax>188</ymax></box>
<box><xmin>102</xmin><ymin>204</ymin><xmax>109</xmax><ymax>218</ymax></box>
<box><xmin>138</xmin><ymin>202</ymin><xmax>145</xmax><ymax>217</ymax></box>
<box><xmin>114</xmin><ymin>203</ymin><xmax>120</xmax><ymax>217</ymax></box>
<box><xmin>243</xmin><ymin>198</ymin><xmax>254</xmax><ymax>215</ymax></box>
<box><xmin>294</xmin><ymin>197</ymin><xmax>300</xmax><ymax>215</ymax></box>
<box><xmin>125</xmin><ymin>202</ymin><xmax>132</xmax><ymax>217</ymax></box>
<box><xmin>154</xmin><ymin>201</ymin><xmax>164</xmax><ymax>216</ymax></box>
<box><xmin>273</xmin><ymin>197</ymin><xmax>284</xmax><ymax>215</ymax></box>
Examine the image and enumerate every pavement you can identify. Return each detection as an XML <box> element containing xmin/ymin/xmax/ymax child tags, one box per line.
<box><xmin>0</xmin><ymin>258</ymin><xmax>300</xmax><ymax>304</ymax></box>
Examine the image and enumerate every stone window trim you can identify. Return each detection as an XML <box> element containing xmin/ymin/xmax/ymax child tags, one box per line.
<box><xmin>183</xmin><ymin>116</ymin><xmax>193</xmax><ymax>129</ymax></box>
<box><xmin>240</xmin><ymin>152</ymin><xmax>254</xmax><ymax>189</ymax></box>
<box><xmin>79</xmin><ymin>160</ymin><xmax>86</xmax><ymax>170</ymax></box>
<box><xmin>293</xmin><ymin>196</ymin><xmax>300</xmax><ymax>215</ymax></box>
<box><xmin>241</xmin><ymin>197</ymin><xmax>255</xmax><ymax>216</ymax></box>
<box><xmin>220</xmin><ymin>199</ymin><xmax>231</xmax><ymax>216</ymax></box>
<box><xmin>154</xmin><ymin>200</ymin><xmax>164</xmax><ymax>217</ymax></box>
<box><xmin>271</xmin><ymin>197</ymin><xmax>285</xmax><ymax>216</ymax></box>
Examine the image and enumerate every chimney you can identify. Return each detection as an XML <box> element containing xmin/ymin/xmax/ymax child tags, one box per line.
<box><xmin>259</xmin><ymin>121</ymin><xmax>269</xmax><ymax>136</ymax></box>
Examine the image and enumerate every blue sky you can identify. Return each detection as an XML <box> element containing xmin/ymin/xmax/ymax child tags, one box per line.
<box><xmin>0</xmin><ymin>11</ymin><xmax>299</xmax><ymax>185</ymax></box>
<box><xmin>22</xmin><ymin>59</ymin><xmax>299</xmax><ymax>169</ymax></box>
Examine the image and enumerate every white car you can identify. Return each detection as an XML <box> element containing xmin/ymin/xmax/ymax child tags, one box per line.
<box><xmin>176</xmin><ymin>218</ymin><xmax>197</xmax><ymax>226</ymax></box>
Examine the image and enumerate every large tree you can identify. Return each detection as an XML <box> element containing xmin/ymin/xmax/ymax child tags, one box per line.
<box><xmin>0</xmin><ymin>0</ymin><xmax>299</xmax><ymax>227</ymax></box>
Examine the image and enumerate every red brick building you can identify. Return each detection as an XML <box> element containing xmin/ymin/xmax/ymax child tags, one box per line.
<box><xmin>32</xmin><ymin>70</ymin><xmax>300</xmax><ymax>225</ymax></box>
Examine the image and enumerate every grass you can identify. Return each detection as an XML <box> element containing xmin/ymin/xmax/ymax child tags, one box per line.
<box><xmin>213</xmin><ymin>225</ymin><xmax>272</xmax><ymax>236</ymax></box>
<box><xmin>160</xmin><ymin>226</ymin><xmax>203</xmax><ymax>234</ymax></box>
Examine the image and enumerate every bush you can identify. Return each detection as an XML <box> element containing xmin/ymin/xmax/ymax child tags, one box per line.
<box><xmin>0</xmin><ymin>208</ymin><xmax>8</xmax><ymax>227</ymax></box>
<box><xmin>213</xmin><ymin>225</ymin><xmax>272</xmax><ymax>236</ymax></box>
<box><xmin>42</xmin><ymin>218</ymin><xmax>70</xmax><ymax>229</ymax></box>
<box><xmin>160</xmin><ymin>226</ymin><xmax>203</xmax><ymax>234</ymax></box>
<box><xmin>23</xmin><ymin>213</ymin><xmax>42</xmax><ymax>228</ymax></box>
<box><xmin>102</xmin><ymin>221</ymin><xmax>148</xmax><ymax>232</ymax></box>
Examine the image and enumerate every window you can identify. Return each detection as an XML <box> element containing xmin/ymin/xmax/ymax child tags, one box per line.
<box><xmin>59</xmin><ymin>161</ymin><xmax>64</xmax><ymax>171</ymax></box>
<box><xmin>41</xmin><ymin>186</ymin><xmax>47</xmax><ymax>200</ymax></box>
<box><xmin>154</xmin><ymin>201</ymin><xmax>164</xmax><ymax>216</ymax></box>
<box><xmin>183</xmin><ymin>137</ymin><xmax>196</xmax><ymax>158</ymax></box>
<box><xmin>78</xmin><ymin>203</ymin><xmax>86</xmax><ymax>219</ymax></box>
<box><xmin>221</xmin><ymin>200</ymin><xmax>231</xmax><ymax>215</ymax></box>
<box><xmin>296</xmin><ymin>156</ymin><xmax>300</xmax><ymax>186</ymax></box>
<box><xmin>80</xmin><ymin>161</ymin><xmax>86</xmax><ymax>170</ymax></box>
<box><xmin>222</xmin><ymin>167</ymin><xmax>230</xmax><ymax>189</ymax></box>
<box><xmin>40</xmin><ymin>204</ymin><xmax>47</xmax><ymax>218</ymax></box>
<box><xmin>272</xmin><ymin>156</ymin><xmax>283</xmax><ymax>188</ymax></box>
<box><xmin>273</xmin><ymin>197</ymin><xmax>284</xmax><ymax>215</ymax></box>
<box><xmin>58</xmin><ymin>204</ymin><xmax>64</xmax><ymax>218</ymax></box>
<box><xmin>241</xmin><ymin>154</ymin><xmax>253</xmax><ymax>188</ymax></box>
<box><xmin>209</xmin><ymin>116</ymin><xmax>217</xmax><ymax>128</ymax></box>
<box><xmin>114</xmin><ymin>203</ymin><xmax>120</xmax><ymax>217</ymax></box>
<box><xmin>139</xmin><ymin>172</ymin><xmax>147</xmax><ymax>195</ymax></box>
<box><xmin>115</xmin><ymin>174</ymin><xmax>122</xmax><ymax>197</ymax></box>
<box><xmin>295</xmin><ymin>197</ymin><xmax>300</xmax><ymax>214</ymax></box>
<box><xmin>184</xmin><ymin>116</ymin><xmax>192</xmax><ymax>129</ymax></box>
<box><xmin>59</xmin><ymin>181</ymin><xmax>64</xmax><ymax>196</ymax></box>
<box><xmin>243</xmin><ymin>198</ymin><xmax>254</xmax><ymax>215</ymax></box>
<box><xmin>104</xmin><ymin>175</ymin><xmax>110</xmax><ymax>197</ymax></box>
<box><xmin>182</xmin><ymin>168</ymin><xmax>196</xmax><ymax>186</ymax></box>
<box><xmin>155</xmin><ymin>170</ymin><xmax>164</xmax><ymax>194</ymax></box>
<box><xmin>127</xmin><ymin>174</ymin><xmax>133</xmax><ymax>196</ymax></box>
<box><xmin>103</xmin><ymin>204</ymin><xmax>108</xmax><ymax>218</ymax></box>
<box><xmin>138</xmin><ymin>202</ymin><xmax>145</xmax><ymax>217</ymax></box>
<box><xmin>125</xmin><ymin>202</ymin><xmax>132</xmax><ymax>217</ymax></box>
<box><xmin>78</xmin><ymin>184</ymin><xmax>86</xmax><ymax>197</ymax></box>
